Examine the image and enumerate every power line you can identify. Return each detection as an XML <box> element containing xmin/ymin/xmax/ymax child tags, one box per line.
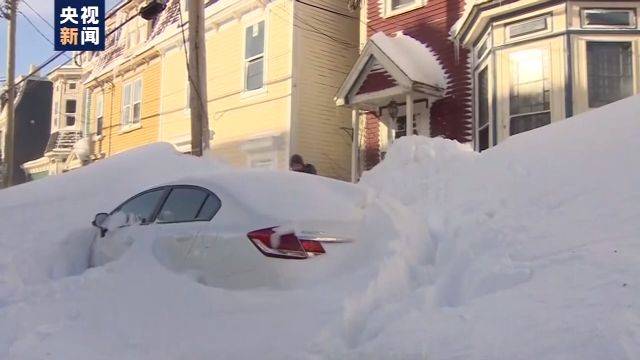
<box><xmin>1</xmin><ymin>8</ymin><xmax>139</xmax><ymax>98</ymax></box>
<box><xmin>18</xmin><ymin>11</ymin><xmax>71</xmax><ymax>61</ymax></box>
<box><xmin>20</xmin><ymin>0</ymin><xmax>54</xmax><ymax>30</ymax></box>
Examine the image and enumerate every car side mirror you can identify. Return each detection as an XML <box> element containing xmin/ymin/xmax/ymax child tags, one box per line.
<box><xmin>92</xmin><ymin>213</ymin><xmax>109</xmax><ymax>230</ymax></box>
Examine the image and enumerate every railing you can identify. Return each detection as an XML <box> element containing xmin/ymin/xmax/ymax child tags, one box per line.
<box><xmin>45</xmin><ymin>130</ymin><xmax>84</xmax><ymax>154</ymax></box>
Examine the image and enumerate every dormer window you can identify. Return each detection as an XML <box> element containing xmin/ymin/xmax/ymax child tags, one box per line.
<box><xmin>581</xmin><ymin>9</ymin><xmax>636</xmax><ymax>29</ymax></box>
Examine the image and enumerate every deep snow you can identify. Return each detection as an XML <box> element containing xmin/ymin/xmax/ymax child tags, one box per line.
<box><xmin>1</xmin><ymin>94</ymin><xmax>640</xmax><ymax>359</ymax></box>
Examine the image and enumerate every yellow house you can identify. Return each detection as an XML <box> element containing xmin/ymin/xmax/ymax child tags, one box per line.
<box><xmin>82</xmin><ymin>0</ymin><xmax>166</xmax><ymax>158</ymax></box>
<box><xmin>156</xmin><ymin>0</ymin><xmax>358</xmax><ymax>179</ymax></box>
<box><xmin>77</xmin><ymin>0</ymin><xmax>358</xmax><ymax>181</ymax></box>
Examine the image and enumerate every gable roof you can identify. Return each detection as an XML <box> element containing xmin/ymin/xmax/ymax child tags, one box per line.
<box><xmin>335</xmin><ymin>32</ymin><xmax>447</xmax><ymax>107</ymax></box>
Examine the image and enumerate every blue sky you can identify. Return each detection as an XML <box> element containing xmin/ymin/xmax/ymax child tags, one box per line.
<box><xmin>0</xmin><ymin>0</ymin><xmax>120</xmax><ymax>79</ymax></box>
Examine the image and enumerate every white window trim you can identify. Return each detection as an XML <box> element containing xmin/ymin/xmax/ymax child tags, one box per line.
<box><xmin>581</xmin><ymin>8</ymin><xmax>637</xmax><ymax>29</ymax></box>
<box><xmin>242</xmin><ymin>19</ymin><xmax>267</xmax><ymax>96</ymax></box>
<box><xmin>382</xmin><ymin>0</ymin><xmax>426</xmax><ymax>18</ymax></box>
<box><xmin>474</xmin><ymin>29</ymin><xmax>492</xmax><ymax>65</ymax></box>
<box><xmin>121</xmin><ymin>78</ymin><xmax>143</xmax><ymax>131</ymax></box>
<box><xmin>505</xmin><ymin>15</ymin><xmax>552</xmax><ymax>43</ymax></box>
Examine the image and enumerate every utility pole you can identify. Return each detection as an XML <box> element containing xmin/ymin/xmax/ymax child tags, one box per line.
<box><xmin>187</xmin><ymin>0</ymin><xmax>210</xmax><ymax>156</ymax></box>
<box><xmin>2</xmin><ymin>0</ymin><xmax>17</xmax><ymax>188</ymax></box>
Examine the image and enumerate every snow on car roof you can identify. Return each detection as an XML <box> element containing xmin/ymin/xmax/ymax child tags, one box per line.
<box><xmin>163</xmin><ymin>170</ymin><xmax>372</xmax><ymax>224</ymax></box>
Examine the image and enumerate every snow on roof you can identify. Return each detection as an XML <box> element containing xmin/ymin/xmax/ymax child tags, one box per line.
<box><xmin>370</xmin><ymin>32</ymin><xmax>448</xmax><ymax>89</ymax></box>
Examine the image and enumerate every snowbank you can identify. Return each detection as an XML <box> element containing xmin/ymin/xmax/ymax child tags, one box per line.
<box><xmin>0</xmin><ymin>143</ymin><xmax>228</xmax><ymax>300</ymax></box>
<box><xmin>1</xmin><ymin>93</ymin><xmax>640</xmax><ymax>359</ymax></box>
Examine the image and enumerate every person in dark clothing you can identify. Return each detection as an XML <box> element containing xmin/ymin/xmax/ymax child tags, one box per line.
<box><xmin>290</xmin><ymin>154</ymin><xmax>317</xmax><ymax>175</ymax></box>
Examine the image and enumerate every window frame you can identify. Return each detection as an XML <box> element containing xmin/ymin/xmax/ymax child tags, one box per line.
<box><xmin>383</xmin><ymin>0</ymin><xmax>426</xmax><ymax>18</ymax></box>
<box><xmin>581</xmin><ymin>8</ymin><xmax>637</xmax><ymax>29</ymax></box>
<box><xmin>507</xmin><ymin>47</ymin><xmax>552</xmax><ymax>136</ymax></box>
<box><xmin>64</xmin><ymin>99</ymin><xmax>77</xmax><ymax>127</ymax></box>
<box><xmin>243</xmin><ymin>20</ymin><xmax>266</xmax><ymax>93</ymax></box>
<box><xmin>121</xmin><ymin>78</ymin><xmax>143</xmax><ymax>128</ymax></box>
<box><xmin>586</xmin><ymin>40</ymin><xmax>635</xmax><ymax>108</ymax></box>
<box><xmin>475</xmin><ymin>64</ymin><xmax>492</xmax><ymax>152</ymax></box>
<box><xmin>474</xmin><ymin>30</ymin><xmax>492</xmax><ymax>65</ymax></box>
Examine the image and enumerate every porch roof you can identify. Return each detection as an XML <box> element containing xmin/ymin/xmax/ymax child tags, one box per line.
<box><xmin>335</xmin><ymin>32</ymin><xmax>447</xmax><ymax>108</ymax></box>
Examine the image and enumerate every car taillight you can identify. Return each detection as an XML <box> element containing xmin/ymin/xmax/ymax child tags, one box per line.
<box><xmin>247</xmin><ymin>227</ymin><xmax>325</xmax><ymax>260</ymax></box>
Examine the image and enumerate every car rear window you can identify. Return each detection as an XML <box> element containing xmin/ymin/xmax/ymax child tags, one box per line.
<box><xmin>195</xmin><ymin>195</ymin><xmax>222</xmax><ymax>221</ymax></box>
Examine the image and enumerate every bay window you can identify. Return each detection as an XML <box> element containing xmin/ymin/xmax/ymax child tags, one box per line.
<box><xmin>508</xmin><ymin>48</ymin><xmax>551</xmax><ymax>136</ymax></box>
<box><xmin>587</xmin><ymin>42</ymin><xmax>633</xmax><ymax>108</ymax></box>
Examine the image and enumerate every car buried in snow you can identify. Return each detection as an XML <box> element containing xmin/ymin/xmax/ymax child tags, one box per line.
<box><xmin>88</xmin><ymin>171</ymin><xmax>390</xmax><ymax>288</ymax></box>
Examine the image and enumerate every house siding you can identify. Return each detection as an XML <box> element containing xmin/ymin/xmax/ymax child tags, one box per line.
<box><xmin>292</xmin><ymin>0</ymin><xmax>359</xmax><ymax>180</ymax></box>
<box><xmin>362</xmin><ymin>0</ymin><xmax>472</xmax><ymax>160</ymax></box>
<box><xmin>92</xmin><ymin>58</ymin><xmax>162</xmax><ymax>157</ymax></box>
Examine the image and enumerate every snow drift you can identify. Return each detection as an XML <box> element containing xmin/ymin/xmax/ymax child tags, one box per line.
<box><xmin>1</xmin><ymin>93</ymin><xmax>640</xmax><ymax>359</ymax></box>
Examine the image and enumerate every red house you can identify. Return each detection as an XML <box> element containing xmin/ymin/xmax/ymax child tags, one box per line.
<box><xmin>336</xmin><ymin>0</ymin><xmax>471</xmax><ymax>179</ymax></box>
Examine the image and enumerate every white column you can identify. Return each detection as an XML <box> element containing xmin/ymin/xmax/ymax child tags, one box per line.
<box><xmin>406</xmin><ymin>93</ymin><xmax>414</xmax><ymax>136</ymax></box>
<box><xmin>351</xmin><ymin>109</ymin><xmax>359</xmax><ymax>183</ymax></box>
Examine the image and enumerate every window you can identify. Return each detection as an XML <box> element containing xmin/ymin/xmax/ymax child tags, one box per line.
<box><xmin>196</xmin><ymin>194</ymin><xmax>222</xmax><ymax>221</ymax></box>
<box><xmin>116</xmin><ymin>189</ymin><xmax>166</xmax><ymax>224</ymax></box>
<box><xmin>587</xmin><ymin>42</ymin><xmax>633</xmax><ymax>108</ymax></box>
<box><xmin>509</xmin><ymin>49</ymin><xmax>551</xmax><ymax>136</ymax></box>
<box><xmin>582</xmin><ymin>9</ymin><xmax>636</xmax><ymax>28</ymax></box>
<box><xmin>394</xmin><ymin>116</ymin><xmax>417</xmax><ymax>139</ymax></box>
<box><xmin>476</xmin><ymin>31</ymin><xmax>491</xmax><ymax>62</ymax></box>
<box><xmin>127</xmin><ymin>17</ymin><xmax>148</xmax><ymax>48</ymax></box>
<box><xmin>122</xmin><ymin>79</ymin><xmax>142</xmax><ymax>127</ymax></box>
<box><xmin>68</xmin><ymin>82</ymin><xmax>77</xmax><ymax>90</ymax></box>
<box><xmin>96</xmin><ymin>93</ymin><xmax>104</xmax><ymax>136</ymax></box>
<box><xmin>384</xmin><ymin>0</ymin><xmax>422</xmax><ymax>16</ymax></box>
<box><xmin>156</xmin><ymin>188</ymin><xmax>220</xmax><ymax>223</ymax></box>
<box><xmin>65</xmin><ymin>100</ymin><xmax>77</xmax><ymax>127</ymax></box>
<box><xmin>477</xmin><ymin>67</ymin><xmax>490</xmax><ymax>151</ymax></box>
<box><xmin>391</xmin><ymin>0</ymin><xmax>414</xmax><ymax>11</ymax></box>
<box><xmin>507</xmin><ymin>16</ymin><xmax>549</xmax><ymax>39</ymax></box>
<box><xmin>244</xmin><ymin>21</ymin><xmax>265</xmax><ymax>91</ymax></box>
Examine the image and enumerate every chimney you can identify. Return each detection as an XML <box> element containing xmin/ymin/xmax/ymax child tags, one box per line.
<box><xmin>29</xmin><ymin>64</ymin><xmax>40</xmax><ymax>77</ymax></box>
